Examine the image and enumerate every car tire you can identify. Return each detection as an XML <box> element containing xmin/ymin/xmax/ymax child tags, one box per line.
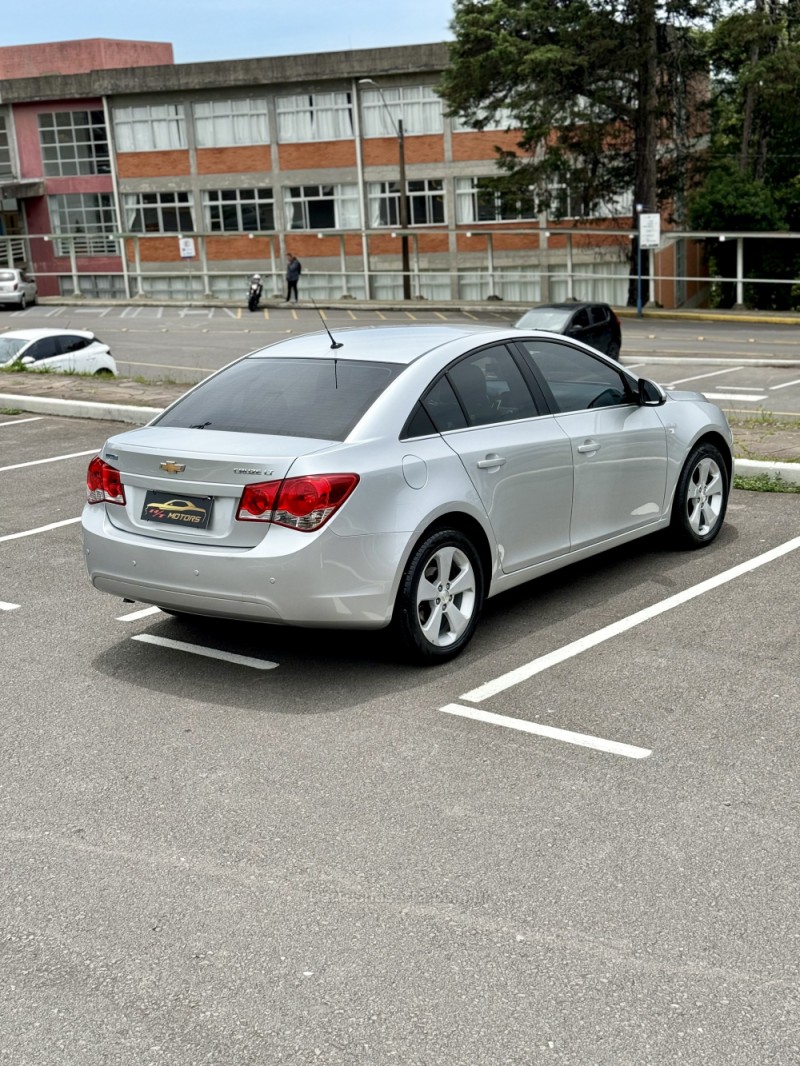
<box><xmin>18</xmin><ymin>294</ymin><xmax>26</xmax><ymax>310</ymax></box>
<box><xmin>392</xmin><ymin>527</ymin><xmax>484</xmax><ymax>664</ymax></box>
<box><xmin>607</xmin><ymin>341</ymin><xmax>621</xmax><ymax>360</ymax></box>
<box><xmin>670</xmin><ymin>442</ymin><xmax>729</xmax><ymax>549</ymax></box>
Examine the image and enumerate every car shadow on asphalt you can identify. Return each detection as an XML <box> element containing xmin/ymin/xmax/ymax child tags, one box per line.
<box><xmin>89</xmin><ymin>522</ymin><xmax>742</xmax><ymax>716</ymax></box>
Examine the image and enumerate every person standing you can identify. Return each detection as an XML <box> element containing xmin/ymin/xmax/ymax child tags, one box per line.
<box><xmin>285</xmin><ymin>255</ymin><xmax>302</xmax><ymax>302</ymax></box>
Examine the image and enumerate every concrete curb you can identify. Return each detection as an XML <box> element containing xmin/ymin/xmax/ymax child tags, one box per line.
<box><xmin>3</xmin><ymin>391</ymin><xmax>798</xmax><ymax>481</ymax></box>
<box><xmin>0</xmin><ymin>393</ymin><xmax>161</xmax><ymax>425</ymax></box>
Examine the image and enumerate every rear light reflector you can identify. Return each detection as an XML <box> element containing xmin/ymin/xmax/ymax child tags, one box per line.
<box><xmin>237</xmin><ymin>473</ymin><xmax>359</xmax><ymax>531</ymax></box>
<box><xmin>86</xmin><ymin>456</ymin><xmax>126</xmax><ymax>505</ymax></box>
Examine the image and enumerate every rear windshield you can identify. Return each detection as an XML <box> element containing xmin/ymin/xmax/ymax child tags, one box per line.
<box><xmin>0</xmin><ymin>271</ymin><xmax>16</xmax><ymax>282</ymax></box>
<box><xmin>154</xmin><ymin>356</ymin><xmax>404</xmax><ymax>440</ymax></box>
<box><xmin>517</xmin><ymin>308</ymin><xmax>572</xmax><ymax>331</ymax></box>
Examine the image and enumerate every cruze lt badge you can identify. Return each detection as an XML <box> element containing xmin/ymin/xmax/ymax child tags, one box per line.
<box><xmin>160</xmin><ymin>460</ymin><xmax>186</xmax><ymax>474</ymax></box>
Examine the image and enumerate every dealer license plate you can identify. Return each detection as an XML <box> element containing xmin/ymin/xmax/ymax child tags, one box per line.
<box><xmin>141</xmin><ymin>490</ymin><xmax>213</xmax><ymax>529</ymax></box>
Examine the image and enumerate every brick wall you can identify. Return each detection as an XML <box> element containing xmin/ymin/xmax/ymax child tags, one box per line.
<box><xmin>117</xmin><ymin>151</ymin><xmax>191</xmax><ymax>178</ymax></box>
<box><xmin>197</xmin><ymin>146</ymin><xmax>272</xmax><ymax>175</ymax></box>
<box><xmin>278</xmin><ymin>141</ymin><xmax>357</xmax><ymax>170</ymax></box>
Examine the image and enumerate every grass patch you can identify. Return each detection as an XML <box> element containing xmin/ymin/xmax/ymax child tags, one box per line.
<box><xmin>734</xmin><ymin>473</ymin><xmax>800</xmax><ymax>493</ymax></box>
<box><xmin>0</xmin><ymin>407</ymin><xmax>23</xmax><ymax>415</ymax></box>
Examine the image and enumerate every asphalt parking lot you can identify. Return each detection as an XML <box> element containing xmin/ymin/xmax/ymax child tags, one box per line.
<box><xmin>2</xmin><ymin>413</ymin><xmax>799</xmax><ymax>1065</ymax></box>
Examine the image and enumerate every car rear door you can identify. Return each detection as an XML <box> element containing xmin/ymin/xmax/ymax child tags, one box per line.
<box><xmin>516</xmin><ymin>338</ymin><xmax>668</xmax><ymax>551</ymax></box>
<box><xmin>422</xmin><ymin>343</ymin><xmax>574</xmax><ymax>574</ymax></box>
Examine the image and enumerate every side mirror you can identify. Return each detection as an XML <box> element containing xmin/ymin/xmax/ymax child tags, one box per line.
<box><xmin>638</xmin><ymin>378</ymin><xmax>666</xmax><ymax>406</ymax></box>
<box><xmin>20</xmin><ymin>355</ymin><xmax>35</xmax><ymax>366</ymax></box>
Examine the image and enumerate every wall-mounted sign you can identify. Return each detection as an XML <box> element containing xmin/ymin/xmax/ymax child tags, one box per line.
<box><xmin>179</xmin><ymin>237</ymin><xmax>196</xmax><ymax>259</ymax></box>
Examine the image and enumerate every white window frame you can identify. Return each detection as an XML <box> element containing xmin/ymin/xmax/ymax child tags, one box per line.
<box><xmin>276</xmin><ymin>93</ymin><xmax>354</xmax><ymax>143</ymax></box>
<box><xmin>38</xmin><ymin>110</ymin><xmax>110</xmax><ymax>177</ymax></box>
<box><xmin>361</xmin><ymin>86</ymin><xmax>443</xmax><ymax>137</ymax></box>
<box><xmin>193</xmin><ymin>99</ymin><xmax>269</xmax><ymax>148</ymax></box>
<box><xmin>204</xmin><ymin>187</ymin><xmax>275</xmax><ymax>232</ymax></box>
<box><xmin>0</xmin><ymin>112</ymin><xmax>13</xmax><ymax>177</ymax></box>
<box><xmin>455</xmin><ymin>177</ymin><xmax>537</xmax><ymax>224</ymax></box>
<box><xmin>123</xmin><ymin>191</ymin><xmax>194</xmax><ymax>233</ymax></box>
<box><xmin>283</xmin><ymin>184</ymin><xmax>360</xmax><ymax>230</ymax></box>
<box><xmin>48</xmin><ymin>193</ymin><xmax>118</xmax><ymax>256</ymax></box>
<box><xmin>452</xmin><ymin>106</ymin><xmax>517</xmax><ymax>133</ymax></box>
<box><xmin>113</xmin><ymin>104</ymin><xmax>186</xmax><ymax>152</ymax></box>
<box><xmin>367</xmin><ymin>179</ymin><xmax>445</xmax><ymax>227</ymax></box>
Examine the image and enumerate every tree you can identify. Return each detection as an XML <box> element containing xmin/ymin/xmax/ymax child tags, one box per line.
<box><xmin>439</xmin><ymin>0</ymin><xmax>714</xmax><ymax>304</ymax></box>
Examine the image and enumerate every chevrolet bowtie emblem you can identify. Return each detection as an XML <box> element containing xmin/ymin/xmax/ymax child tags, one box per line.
<box><xmin>160</xmin><ymin>460</ymin><xmax>186</xmax><ymax>474</ymax></box>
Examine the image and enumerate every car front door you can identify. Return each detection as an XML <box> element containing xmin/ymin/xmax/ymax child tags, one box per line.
<box><xmin>422</xmin><ymin>344</ymin><xmax>574</xmax><ymax>574</ymax></box>
<box><xmin>516</xmin><ymin>338</ymin><xmax>668</xmax><ymax>551</ymax></box>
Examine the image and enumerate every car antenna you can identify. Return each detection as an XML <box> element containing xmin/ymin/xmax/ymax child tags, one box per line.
<box><xmin>310</xmin><ymin>296</ymin><xmax>343</xmax><ymax>350</ymax></box>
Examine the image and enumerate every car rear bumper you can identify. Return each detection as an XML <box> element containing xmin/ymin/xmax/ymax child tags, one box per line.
<box><xmin>82</xmin><ymin>503</ymin><xmax>408</xmax><ymax>629</ymax></box>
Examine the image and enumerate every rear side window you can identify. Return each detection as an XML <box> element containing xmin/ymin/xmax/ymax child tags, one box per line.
<box><xmin>154</xmin><ymin>357</ymin><xmax>403</xmax><ymax>440</ymax></box>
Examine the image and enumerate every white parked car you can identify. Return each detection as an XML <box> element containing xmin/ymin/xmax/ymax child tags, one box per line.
<box><xmin>0</xmin><ymin>268</ymin><xmax>37</xmax><ymax>309</ymax></box>
<box><xmin>0</xmin><ymin>329</ymin><xmax>117</xmax><ymax>376</ymax></box>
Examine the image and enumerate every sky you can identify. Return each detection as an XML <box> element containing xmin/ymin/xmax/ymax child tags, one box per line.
<box><xmin>7</xmin><ymin>0</ymin><xmax>456</xmax><ymax>64</ymax></box>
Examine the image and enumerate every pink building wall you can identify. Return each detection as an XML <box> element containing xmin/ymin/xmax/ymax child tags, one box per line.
<box><xmin>0</xmin><ymin>39</ymin><xmax>173</xmax><ymax>80</ymax></box>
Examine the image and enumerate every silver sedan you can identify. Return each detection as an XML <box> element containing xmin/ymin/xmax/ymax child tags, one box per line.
<box><xmin>82</xmin><ymin>324</ymin><xmax>733</xmax><ymax>663</ymax></box>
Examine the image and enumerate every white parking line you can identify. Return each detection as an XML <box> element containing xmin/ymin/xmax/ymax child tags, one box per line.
<box><xmin>0</xmin><ymin>449</ymin><xmax>98</xmax><ymax>473</ymax></box>
<box><xmin>439</xmin><ymin>704</ymin><xmax>651</xmax><ymax>759</ymax></box>
<box><xmin>117</xmin><ymin>605</ymin><xmax>161</xmax><ymax>621</ymax></box>
<box><xmin>0</xmin><ymin>600</ymin><xmax>20</xmax><ymax>611</ymax></box>
<box><xmin>0</xmin><ymin>417</ymin><xmax>42</xmax><ymax>427</ymax></box>
<box><xmin>0</xmin><ymin>517</ymin><xmax>81</xmax><ymax>543</ymax></box>
<box><xmin>704</xmin><ymin>392</ymin><xmax>767</xmax><ymax>402</ymax></box>
<box><xmin>667</xmin><ymin>366</ymin><xmax>741</xmax><ymax>387</ymax></box>
<box><xmin>770</xmin><ymin>377</ymin><xmax>800</xmax><ymax>391</ymax></box>
<box><xmin>462</xmin><ymin>534</ymin><xmax>800</xmax><ymax>703</ymax></box>
<box><xmin>131</xmin><ymin>633</ymin><xmax>278</xmax><ymax>669</ymax></box>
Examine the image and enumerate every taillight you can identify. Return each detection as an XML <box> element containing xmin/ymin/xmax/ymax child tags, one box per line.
<box><xmin>237</xmin><ymin>473</ymin><xmax>358</xmax><ymax>531</ymax></box>
<box><xmin>86</xmin><ymin>456</ymin><xmax>126</xmax><ymax>505</ymax></box>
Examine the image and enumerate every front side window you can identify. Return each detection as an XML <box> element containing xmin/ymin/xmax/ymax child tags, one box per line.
<box><xmin>519</xmin><ymin>339</ymin><xmax>634</xmax><ymax>413</ymax></box>
<box><xmin>276</xmin><ymin>93</ymin><xmax>353</xmax><ymax>143</ymax></box>
<box><xmin>38</xmin><ymin>110</ymin><xmax>109</xmax><ymax>177</ymax></box>
<box><xmin>283</xmin><ymin>184</ymin><xmax>360</xmax><ymax>230</ymax></box>
<box><xmin>194</xmin><ymin>99</ymin><xmax>269</xmax><ymax>148</ymax></box>
<box><xmin>361</xmin><ymin>86</ymin><xmax>443</xmax><ymax>137</ymax></box>
<box><xmin>455</xmin><ymin>177</ymin><xmax>537</xmax><ymax>224</ymax></box>
<box><xmin>49</xmin><ymin>193</ymin><xmax>118</xmax><ymax>256</ymax></box>
<box><xmin>368</xmin><ymin>179</ymin><xmax>444</xmax><ymax>227</ymax></box>
<box><xmin>204</xmin><ymin>188</ymin><xmax>274</xmax><ymax>232</ymax></box>
<box><xmin>124</xmin><ymin>191</ymin><xmax>194</xmax><ymax>233</ymax></box>
<box><xmin>113</xmin><ymin>104</ymin><xmax>186</xmax><ymax>152</ymax></box>
<box><xmin>154</xmin><ymin>357</ymin><xmax>403</xmax><ymax>441</ymax></box>
<box><xmin>448</xmin><ymin>346</ymin><xmax>538</xmax><ymax>426</ymax></box>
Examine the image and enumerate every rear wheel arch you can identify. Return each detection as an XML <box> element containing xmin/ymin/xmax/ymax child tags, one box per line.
<box><xmin>417</xmin><ymin>511</ymin><xmax>494</xmax><ymax>591</ymax></box>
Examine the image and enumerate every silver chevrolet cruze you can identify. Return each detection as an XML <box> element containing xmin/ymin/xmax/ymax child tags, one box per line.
<box><xmin>82</xmin><ymin>324</ymin><xmax>733</xmax><ymax>663</ymax></box>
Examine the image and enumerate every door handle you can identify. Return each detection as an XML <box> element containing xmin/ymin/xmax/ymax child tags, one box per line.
<box><xmin>577</xmin><ymin>440</ymin><xmax>600</xmax><ymax>454</ymax></box>
<box><xmin>477</xmin><ymin>454</ymin><xmax>507</xmax><ymax>469</ymax></box>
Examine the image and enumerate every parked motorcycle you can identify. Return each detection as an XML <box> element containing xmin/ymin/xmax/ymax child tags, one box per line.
<box><xmin>247</xmin><ymin>273</ymin><xmax>263</xmax><ymax>312</ymax></box>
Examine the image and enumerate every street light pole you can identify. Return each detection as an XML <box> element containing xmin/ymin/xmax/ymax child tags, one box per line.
<box><xmin>396</xmin><ymin>117</ymin><xmax>411</xmax><ymax>299</ymax></box>
<box><xmin>359</xmin><ymin>78</ymin><xmax>411</xmax><ymax>300</ymax></box>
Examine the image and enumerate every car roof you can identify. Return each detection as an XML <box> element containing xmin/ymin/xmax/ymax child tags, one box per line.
<box><xmin>0</xmin><ymin>328</ymin><xmax>93</xmax><ymax>342</ymax></box>
<box><xmin>247</xmin><ymin>323</ymin><xmax>506</xmax><ymax>365</ymax></box>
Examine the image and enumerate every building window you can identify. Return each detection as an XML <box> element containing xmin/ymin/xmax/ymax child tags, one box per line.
<box><xmin>193</xmin><ymin>99</ymin><xmax>269</xmax><ymax>148</ymax></box>
<box><xmin>368</xmin><ymin>179</ymin><xmax>445</xmax><ymax>226</ymax></box>
<box><xmin>283</xmin><ymin>184</ymin><xmax>360</xmax><ymax>229</ymax></box>
<box><xmin>361</xmin><ymin>86</ymin><xmax>443</xmax><ymax>137</ymax></box>
<box><xmin>204</xmin><ymin>188</ymin><xmax>275</xmax><ymax>231</ymax></box>
<box><xmin>38</xmin><ymin>110</ymin><xmax>110</xmax><ymax>177</ymax></box>
<box><xmin>452</xmin><ymin>107</ymin><xmax>517</xmax><ymax>133</ymax></box>
<box><xmin>113</xmin><ymin>105</ymin><xmax>186</xmax><ymax>152</ymax></box>
<box><xmin>276</xmin><ymin>93</ymin><xmax>353</xmax><ymax>142</ymax></box>
<box><xmin>0</xmin><ymin>114</ymin><xmax>13</xmax><ymax>177</ymax></box>
<box><xmin>124</xmin><ymin>192</ymin><xmax>194</xmax><ymax>233</ymax></box>
<box><xmin>49</xmin><ymin>194</ymin><xmax>118</xmax><ymax>256</ymax></box>
<box><xmin>455</xmin><ymin>177</ymin><xmax>537</xmax><ymax>223</ymax></box>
